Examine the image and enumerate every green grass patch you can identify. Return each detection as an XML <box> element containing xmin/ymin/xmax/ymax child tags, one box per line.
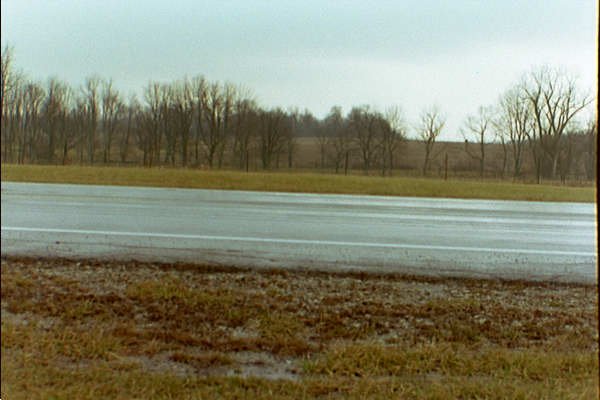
<box><xmin>1</xmin><ymin>163</ymin><xmax>595</xmax><ymax>202</ymax></box>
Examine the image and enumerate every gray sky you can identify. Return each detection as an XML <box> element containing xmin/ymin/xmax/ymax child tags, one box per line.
<box><xmin>1</xmin><ymin>0</ymin><xmax>597</xmax><ymax>140</ymax></box>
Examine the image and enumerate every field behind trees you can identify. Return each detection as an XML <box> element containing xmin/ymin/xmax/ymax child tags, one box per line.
<box><xmin>278</xmin><ymin>137</ymin><xmax>596</xmax><ymax>184</ymax></box>
<box><xmin>2</xmin><ymin>135</ymin><xmax>596</xmax><ymax>186</ymax></box>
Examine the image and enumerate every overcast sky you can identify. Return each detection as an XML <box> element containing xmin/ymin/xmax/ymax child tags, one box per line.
<box><xmin>1</xmin><ymin>0</ymin><xmax>597</xmax><ymax>140</ymax></box>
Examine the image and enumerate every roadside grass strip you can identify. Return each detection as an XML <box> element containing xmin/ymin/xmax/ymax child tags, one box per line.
<box><xmin>1</xmin><ymin>257</ymin><xmax>598</xmax><ymax>399</ymax></box>
<box><xmin>2</xmin><ymin>164</ymin><xmax>595</xmax><ymax>202</ymax></box>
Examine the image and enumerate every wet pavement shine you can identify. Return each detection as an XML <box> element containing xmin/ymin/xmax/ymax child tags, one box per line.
<box><xmin>1</xmin><ymin>182</ymin><xmax>596</xmax><ymax>283</ymax></box>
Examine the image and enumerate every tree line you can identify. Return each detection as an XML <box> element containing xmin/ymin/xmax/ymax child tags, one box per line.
<box><xmin>1</xmin><ymin>46</ymin><xmax>596</xmax><ymax>182</ymax></box>
<box><xmin>461</xmin><ymin>67</ymin><xmax>595</xmax><ymax>182</ymax></box>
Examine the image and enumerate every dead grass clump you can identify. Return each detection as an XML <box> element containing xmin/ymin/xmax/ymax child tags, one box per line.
<box><xmin>125</xmin><ymin>278</ymin><xmax>256</xmax><ymax>329</ymax></box>
<box><xmin>311</xmin><ymin>313</ymin><xmax>376</xmax><ymax>342</ymax></box>
<box><xmin>169</xmin><ymin>351</ymin><xmax>234</xmax><ymax>369</ymax></box>
<box><xmin>2</xmin><ymin>320</ymin><xmax>123</xmax><ymax>361</ymax></box>
<box><xmin>305</xmin><ymin>341</ymin><xmax>597</xmax><ymax>381</ymax></box>
<box><xmin>255</xmin><ymin>313</ymin><xmax>314</xmax><ymax>356</ymax></box>
<box><xmin>1</xmin><ymin>268</ymin><xmax>134</xmax><ymax>322</ymax></box>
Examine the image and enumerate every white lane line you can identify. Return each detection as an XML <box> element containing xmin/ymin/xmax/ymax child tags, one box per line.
<box><xmin>2</xmin><ymin>226</ymin><xmax>596</xmax><ymax>257</ymax></box>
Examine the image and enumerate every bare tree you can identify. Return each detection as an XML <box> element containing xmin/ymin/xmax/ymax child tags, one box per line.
<box><xmin>42</xmin><ymin>78</ymin><xmax>72</xmax><ymax>163</ymax></box>
<box><xmin>495</xmin><ymin>128</ymin><xmax>509</xmax><ymax>179</ymax></box>
<box><xmin>494</xmin><ymin>87</ymin><xmax>531</xmax><ymax>179</ymax></box>
<box><xmin>259</xmin><ymin>108</ymin><xmax>288</xmax><ymax>169</ymax></box>
<box><xmin>462</xmin><ymin>106</ymin><xmax>492</xmax><ymax>178</ymax></box>
<box><xmin>119</xmin><ymin>95</ymin><xmax>139</xmax><ymax>164</ymax></box>
<box><xmin>581</xmin><ymin>119</ymin><xmax>597</xmax><ymax>180</ymax></box>
<box><xmin>521</xmin><ymin>67</ymin><xmax>591</xmax><ymax>180</ymax></box>
<box><xmin>525</xmin><ymin>119</ymin><xmax>544</xmax><ymax>183</ymax></box>
<box><xmin>191</xmin><ymin>76</ymin><xmax>208</xmax><ymax>165</ymax></box>
<box><xmin>560</xmin><ymin>119</ymin><xmax>597</xmax><ymax>181</ymax></box>
<box><xmin>218</xmin><ymin>83</ymin><xmax>235</xmax><ymax>168</ymax></box>
<box><xmin>199</xmin><ymin>82</ymin><xmax>229</xmax><ymax>168</ymax></box>
<box><xmin>159</xmin><ymin>84</ymin><xmax>177</xmax><ymax>165</ymax></box>
<box><xmin>2</xmin><ymin>72</ymin><xmax>24</xmax><ymax>162</ymax></box>
<box><xmin>315</xmin><ymin>116</ymin><xmax>329</xmax><ymax>169</ymax></box>
<box><xmin>171</xmin><ymin>79</ymin><xmax>194</xmax><ymax>166</ymax></box>
<box><xmin>418</xmin><ymin>106</ymin><xmax>445</xmax><ymax>176</ymax></box>
<box><xmin>100</xmin><ymin>79</ymin><xmax>123</xmax><ymax>164</ymax></box>
<box><xmin>231</xmin><ymin>86</ymin><xmax>257</xmax><ymax>170</ymax></box>
<box><xmin>380</xmin><ymin>106</ymin><xmax>406</xmax><ymax>176</ymax></box>
<box><xmin>1</xmin><ymin>45</ymin><xmax>14</xmax><ymax>132</ymax></box>
<box><xmin>56</xmin><ymin>83</ymin><xmax>74</xmax><ymax>165</ymax></box>
<box><xmin>286</xmin><ymin>107</ymin><xmax>300</xmax><ymax>169</ymax></box>
<box><xmin>82</xmin><ymin>76</ymin><xmax>101</xmax><ymax>164</ymax></box>
<box><xmin>1</xmin><ymin>47</ymin><xmax>26</xmax><ymax>162</ymax></box>
<box><xmin>19</xmin><ymin>81</ymin><xmax>45</xmax><ymax>163</ymax></box>
<box><xmin>73</xmin><ymin>96</ymin><xmax>87</xmax><ymax>163</ymax></box>
<box><xmin>556</xmin><ymin>132</ymin><xmax>576</xmax><ymax>183</ymax></box>
<box><xmin>348</xmin><ymin>105</ymin><xmax>381</xmax><ymax>173</ymax></box>
<box><xmin>141</xmin><ymin>82</ymin><xmax>164</xmax><ymax>167</ymax></box>
<box><xmin>325</xmin><ymin>106</ymin><xmax>351</xmax><ymax>174</ymax></box>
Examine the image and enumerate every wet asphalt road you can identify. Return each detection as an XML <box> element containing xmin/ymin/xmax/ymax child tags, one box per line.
<box><xmin>1</xmin><ymin>182</ymin><xmax>596</xmax><ymax>283</ymax></box>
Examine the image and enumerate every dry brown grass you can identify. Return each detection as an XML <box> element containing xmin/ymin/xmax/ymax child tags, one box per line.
<box><xmin>2</xmin><ymin>163</ymin><xmax>595</xmax><ymax>202</ymax></box>
<box><xmin>1</xmin><ymin>257</ymin><xmax>598</xmax><ymax>399</ymax></box>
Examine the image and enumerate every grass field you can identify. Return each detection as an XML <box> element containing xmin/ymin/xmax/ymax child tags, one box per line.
<box><xmin>1</xmin><ymin>164</ymin><xmax>595</xmax><ymax>202</ymax></box>
<box><xmin>1</xmin><ymin>257</ymin><xmax>598</xmax><ymax>399</ymax></box>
